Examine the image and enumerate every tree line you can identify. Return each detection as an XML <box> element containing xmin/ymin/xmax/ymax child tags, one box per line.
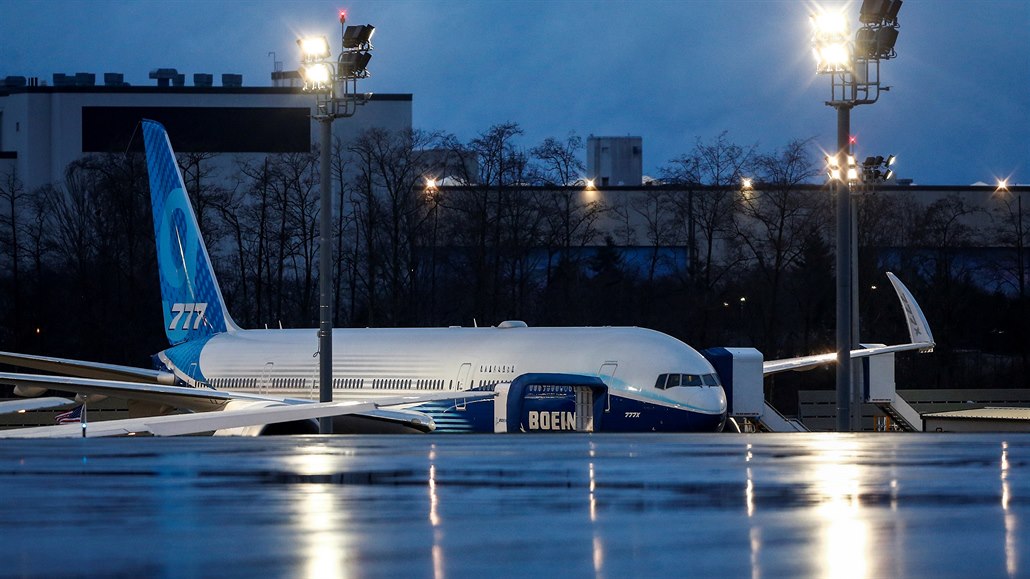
<box><xmin>1</xmin><ymin>125</ymin><xmax>1027</xmax><ymax>397</ymax></box>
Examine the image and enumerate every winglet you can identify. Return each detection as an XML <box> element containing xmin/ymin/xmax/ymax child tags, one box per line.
<box><xmin>885</xmin><ymin>272</ymin><xmax>935</xmax><ymax>353</ymax></box>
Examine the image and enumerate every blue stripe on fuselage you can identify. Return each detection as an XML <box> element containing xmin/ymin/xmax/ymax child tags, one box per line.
<box><xmin>419</xmin><ymin>394</ymin><xmax>725</xmax><ymax>433</ymax></box>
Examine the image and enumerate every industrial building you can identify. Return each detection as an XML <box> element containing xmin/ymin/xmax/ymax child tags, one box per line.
<box><xmin>587</xmin><ymin>135</ymin><xmax>643</xmax><ymax>186</ymax></box>
<box><xmin>0</xmin><ymin>69</ymin><xmax>412</xmax><ymax>191</ymax></box>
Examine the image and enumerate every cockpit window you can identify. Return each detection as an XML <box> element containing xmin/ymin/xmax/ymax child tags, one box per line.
<box><xmin>655</xmin><ymin>373</ymin><xmax>722</xmax><ymax>389</ymax></box>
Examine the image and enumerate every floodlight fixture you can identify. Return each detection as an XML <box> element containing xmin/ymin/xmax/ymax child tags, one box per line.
<box><xmin>826</xmin><ymin>155</ymin><xmax>843</xmax><ymax>181</ymax></box>
<box><xmin>855</xmin><ymin>28</ymin><xmax>877</xmax><ymax>58</ymax></box>
<box><xmin>859</xmin><ymin>0</ymin><xmax>890</xmax><ymax>24</ymax></box>
<box><xmin>300</xmin><ymin>62</ymin><xmax>332</xmax><ymax>91</ymax></box>
<box><xmin>812</xmin><ymin>10</ymin><xmax>852</xmax><ymax>73</ymax></box>
<box><xmin>339</xmin><ymin>51</ymin><xmax>372</xmax><ymax>77</ymax></box>
<box><xmin>860</xmin><ymin>154</ymin><xmax>895</xmax><ymax>182</ymax></box>
<box><xmin>875</xmin><ymin>26</ymin><xmax>900</xmax><ymax>58</ymax></box>
<box><xmin>812</xmin><ymin>10</ymin><xmax>849</xmax><ymax>37</ymax></box>
<box><xmin>299</xmin><ymin>36</ymin><xmax>331</xmax><ymax>61</ymax></box>
<box><xmin>817</xmin><ymin>42</ymin><xmax>852</xmax><ymax>71</ymax></box>
<box><xmin>884</xmin><ymin>0</ymin><xmax>903</xmax><ymax>23</ymax></box>
<box><xmin>343</xmin><ymin>24</ymin><xmax>375</xmax><ymax>48</ymax></box>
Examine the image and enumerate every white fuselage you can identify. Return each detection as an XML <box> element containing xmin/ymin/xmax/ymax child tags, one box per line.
<box><xmin>157</xmin><ymin>325</ymin><xmax>727</xmax><ymax>417</ymax></box>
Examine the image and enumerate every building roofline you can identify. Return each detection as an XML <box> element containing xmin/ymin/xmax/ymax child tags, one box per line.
<box><xmin>0</xmin><ymin>85</ymin><xmax>412</xmax><ymax>100</ymax></box>
<box><xmin>430</xmin><ymin>183</ymin><xmax>1030</xmax><ymax>193</ymax></box>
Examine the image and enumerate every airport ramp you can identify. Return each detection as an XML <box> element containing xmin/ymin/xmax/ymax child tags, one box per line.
<box><xmin>757</xmin><ymin>401</ymin><xmax>809</xmax><ymax>432</ymax></box>
<box><xmin>864</xmin><ymin>348</ymin><xmax>923</xmax><ymax>431</ymax></box>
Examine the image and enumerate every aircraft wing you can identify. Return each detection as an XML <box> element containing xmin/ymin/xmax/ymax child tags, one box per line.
<box><xmin>0</xmin><ymin>350</ymin><xmax>176</xmax><ymax>385</ymax></box>
<box><xmin>0</xmin><ymin>393</ymin><xmax>484</xmax><ymax>438</ymax></box>
<box><xmin>763</xmin><ymin>272</ymin><xmax>935</xmax><ymax>375</ymax></box>
<box><xmin>0</xmin><ymin>369</ymin><xmax>495</xmax><ymax>437</ymax></box>
<box><xmin>0</xmin><ymin>372</ymin><xmax>233</xmax><ymax>411</ymax></box>
<box><xmin>0</xmin><ymin>396</ymin><xmax>76</xmax><ymax>415</ymax></box>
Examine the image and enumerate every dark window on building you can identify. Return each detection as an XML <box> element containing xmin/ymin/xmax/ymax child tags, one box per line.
<box><xmin>82</xmin><ymin>106</ymin><xmax>311</xmax><ymax>153</ymax></box>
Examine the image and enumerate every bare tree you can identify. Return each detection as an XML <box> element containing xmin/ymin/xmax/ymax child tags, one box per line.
<box><xmin>735</xmin><ymin>138</ymin><xmax>826</xmax><ymax>354</ymax></box>
<box><xmin>530</xmin><ymin>133</ymin><xmax>585</xmax><ymax>187</ymax></box>
<box><xmin>0</xmin><ymin>169</ymin><xmax>26</xmax><ymax>338</ymax></box>
<box><xmin>663</xmin><ymin>132</ymin><xmax>756</xmax><ymax>283</ymax></box>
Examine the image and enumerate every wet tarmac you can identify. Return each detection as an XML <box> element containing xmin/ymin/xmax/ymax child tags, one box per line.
<box><xmin>0</xmin><ymin>433</ymin><xmax>1027</xmax><ymax>578</ymax></box>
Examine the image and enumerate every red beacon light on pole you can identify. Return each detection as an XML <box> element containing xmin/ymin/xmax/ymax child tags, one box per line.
<box><xmin>339</xmin><ymin>10</ymin><xmax>347</xmax><ymax>24</ymax></box>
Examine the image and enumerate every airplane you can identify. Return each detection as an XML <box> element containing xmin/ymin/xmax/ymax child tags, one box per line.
<box><xmin>0</xmin><ymin>120</ymin><xmax>935</xmax><ymax>437</ymax></box>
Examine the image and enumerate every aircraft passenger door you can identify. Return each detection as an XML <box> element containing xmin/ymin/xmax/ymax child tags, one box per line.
<box><xmin>261</xmin><ymin>362</ymin><xmax>274</xmax><ymax>395</ymax></box>
<box><xmin>576</xmin><ymin>387</ymin><xmax>595</xmax><ymax>432</ymax></box>
<box><xmin>455</xmin><ymin>363</ymin><xmax>472</xmax><ymax>391</ymax></box>
<box><xmin>598</xmin><ymin>362</ymin><xmax>618</xmax><ymax>413</ymax></box>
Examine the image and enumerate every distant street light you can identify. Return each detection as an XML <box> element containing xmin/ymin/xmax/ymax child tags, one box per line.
<box><xmin>995</xmin><ymin>178</ymin><xmax>1027</xmax><ymax>383</ymax></box>
<box><xmin>299</xmin><ymin>11</ymin><xmax>376</xmax><ymax>434</ymax></box>
<box><xmin>812</xmin><ymin>0</ymin><xmax>902</xmax><ymax>432</ymax></box>
<box><xmin>995</xmin><ymin>179</ymin><xmax>1025</xmax><ymax>300</ymax></box>
<box><xmin>425</xmin><ymin>178</ymin><xmax>441</xmax><ymax>323</ymax></box>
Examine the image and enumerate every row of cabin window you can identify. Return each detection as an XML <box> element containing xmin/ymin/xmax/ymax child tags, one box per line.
<box><xmin>210</xmin><ymin>377</ymin><xmax>480</xmax><ymax>390</ymax></box>
<box><xmin>212</xmin><ymin>377</ymin><xmax>259</xmax><ymax>389</ymax></box>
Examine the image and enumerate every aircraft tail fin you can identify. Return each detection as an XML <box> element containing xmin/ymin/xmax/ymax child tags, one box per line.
<box><xmin>142</xmin><ymin>119</ymin><xmax>239</xmax><ymax>345</ymax></box>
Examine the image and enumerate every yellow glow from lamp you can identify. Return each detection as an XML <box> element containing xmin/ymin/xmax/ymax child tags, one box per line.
<box><xmin>302</xmin><ymin>63</ymin><xmax>332</xmax><ymax>87</ymax></box>
<box><xmin>812</xmin><ymin>10</ymin><xmax>849</xmax><ymax>37</ymax></box>
<box><xmin>821</xmin><ymin>43</ymin><xmax>851</xmax><ymax>69</ymax></box>
<box><xmin>299</xmin><ymin>36</ymin><xmax>331</xmax><ymax>60</ymax></box>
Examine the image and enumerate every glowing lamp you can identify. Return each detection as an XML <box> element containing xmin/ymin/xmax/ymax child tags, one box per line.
<box><xmin>298</xmin><ymin>36</ymin><xmax>330</xmax><ymax>60</ymax></box>
<box><xmin>301</xmin><ymin>62</ymin><xmax>332</xmax><ymax>89</ymax></box>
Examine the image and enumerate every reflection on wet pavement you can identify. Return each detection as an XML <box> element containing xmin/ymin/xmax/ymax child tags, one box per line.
<box><xmin>0</xmin><ymin>433</ymin><xmax>1026</xmax><ymax>577</ymax></box>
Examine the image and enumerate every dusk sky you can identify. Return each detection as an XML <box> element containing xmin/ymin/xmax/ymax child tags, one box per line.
<box><xmin>2</xmin><ymin>0</ymin><xmax>1027</xmax><ymax>186</ymax></box>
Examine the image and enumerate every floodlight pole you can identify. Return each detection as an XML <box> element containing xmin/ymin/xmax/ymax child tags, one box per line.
<box><xmin>300</xmin><ymin>14</ymin><xmax>375</xmax><ymax>434</ymax></box>
<box><xmin>814</xmin><ymin>2</ymin><xmax>901</xmax><ymax>431</ymax></box>
<box><xmin>834</xmin><ymin>105</ymin><xmax>853</xmax><ymax>433</ymax></box>
<box><xmin>317</xmin><ymin>115</ymin><xmax>333</xmax><ymax>434</ymax></box>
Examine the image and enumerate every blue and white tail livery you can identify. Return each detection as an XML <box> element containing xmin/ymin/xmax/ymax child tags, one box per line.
<box><xmin>142</xmin><ymin>120</ymin><xmax>239</xmax><ymax>345</ymax></box>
